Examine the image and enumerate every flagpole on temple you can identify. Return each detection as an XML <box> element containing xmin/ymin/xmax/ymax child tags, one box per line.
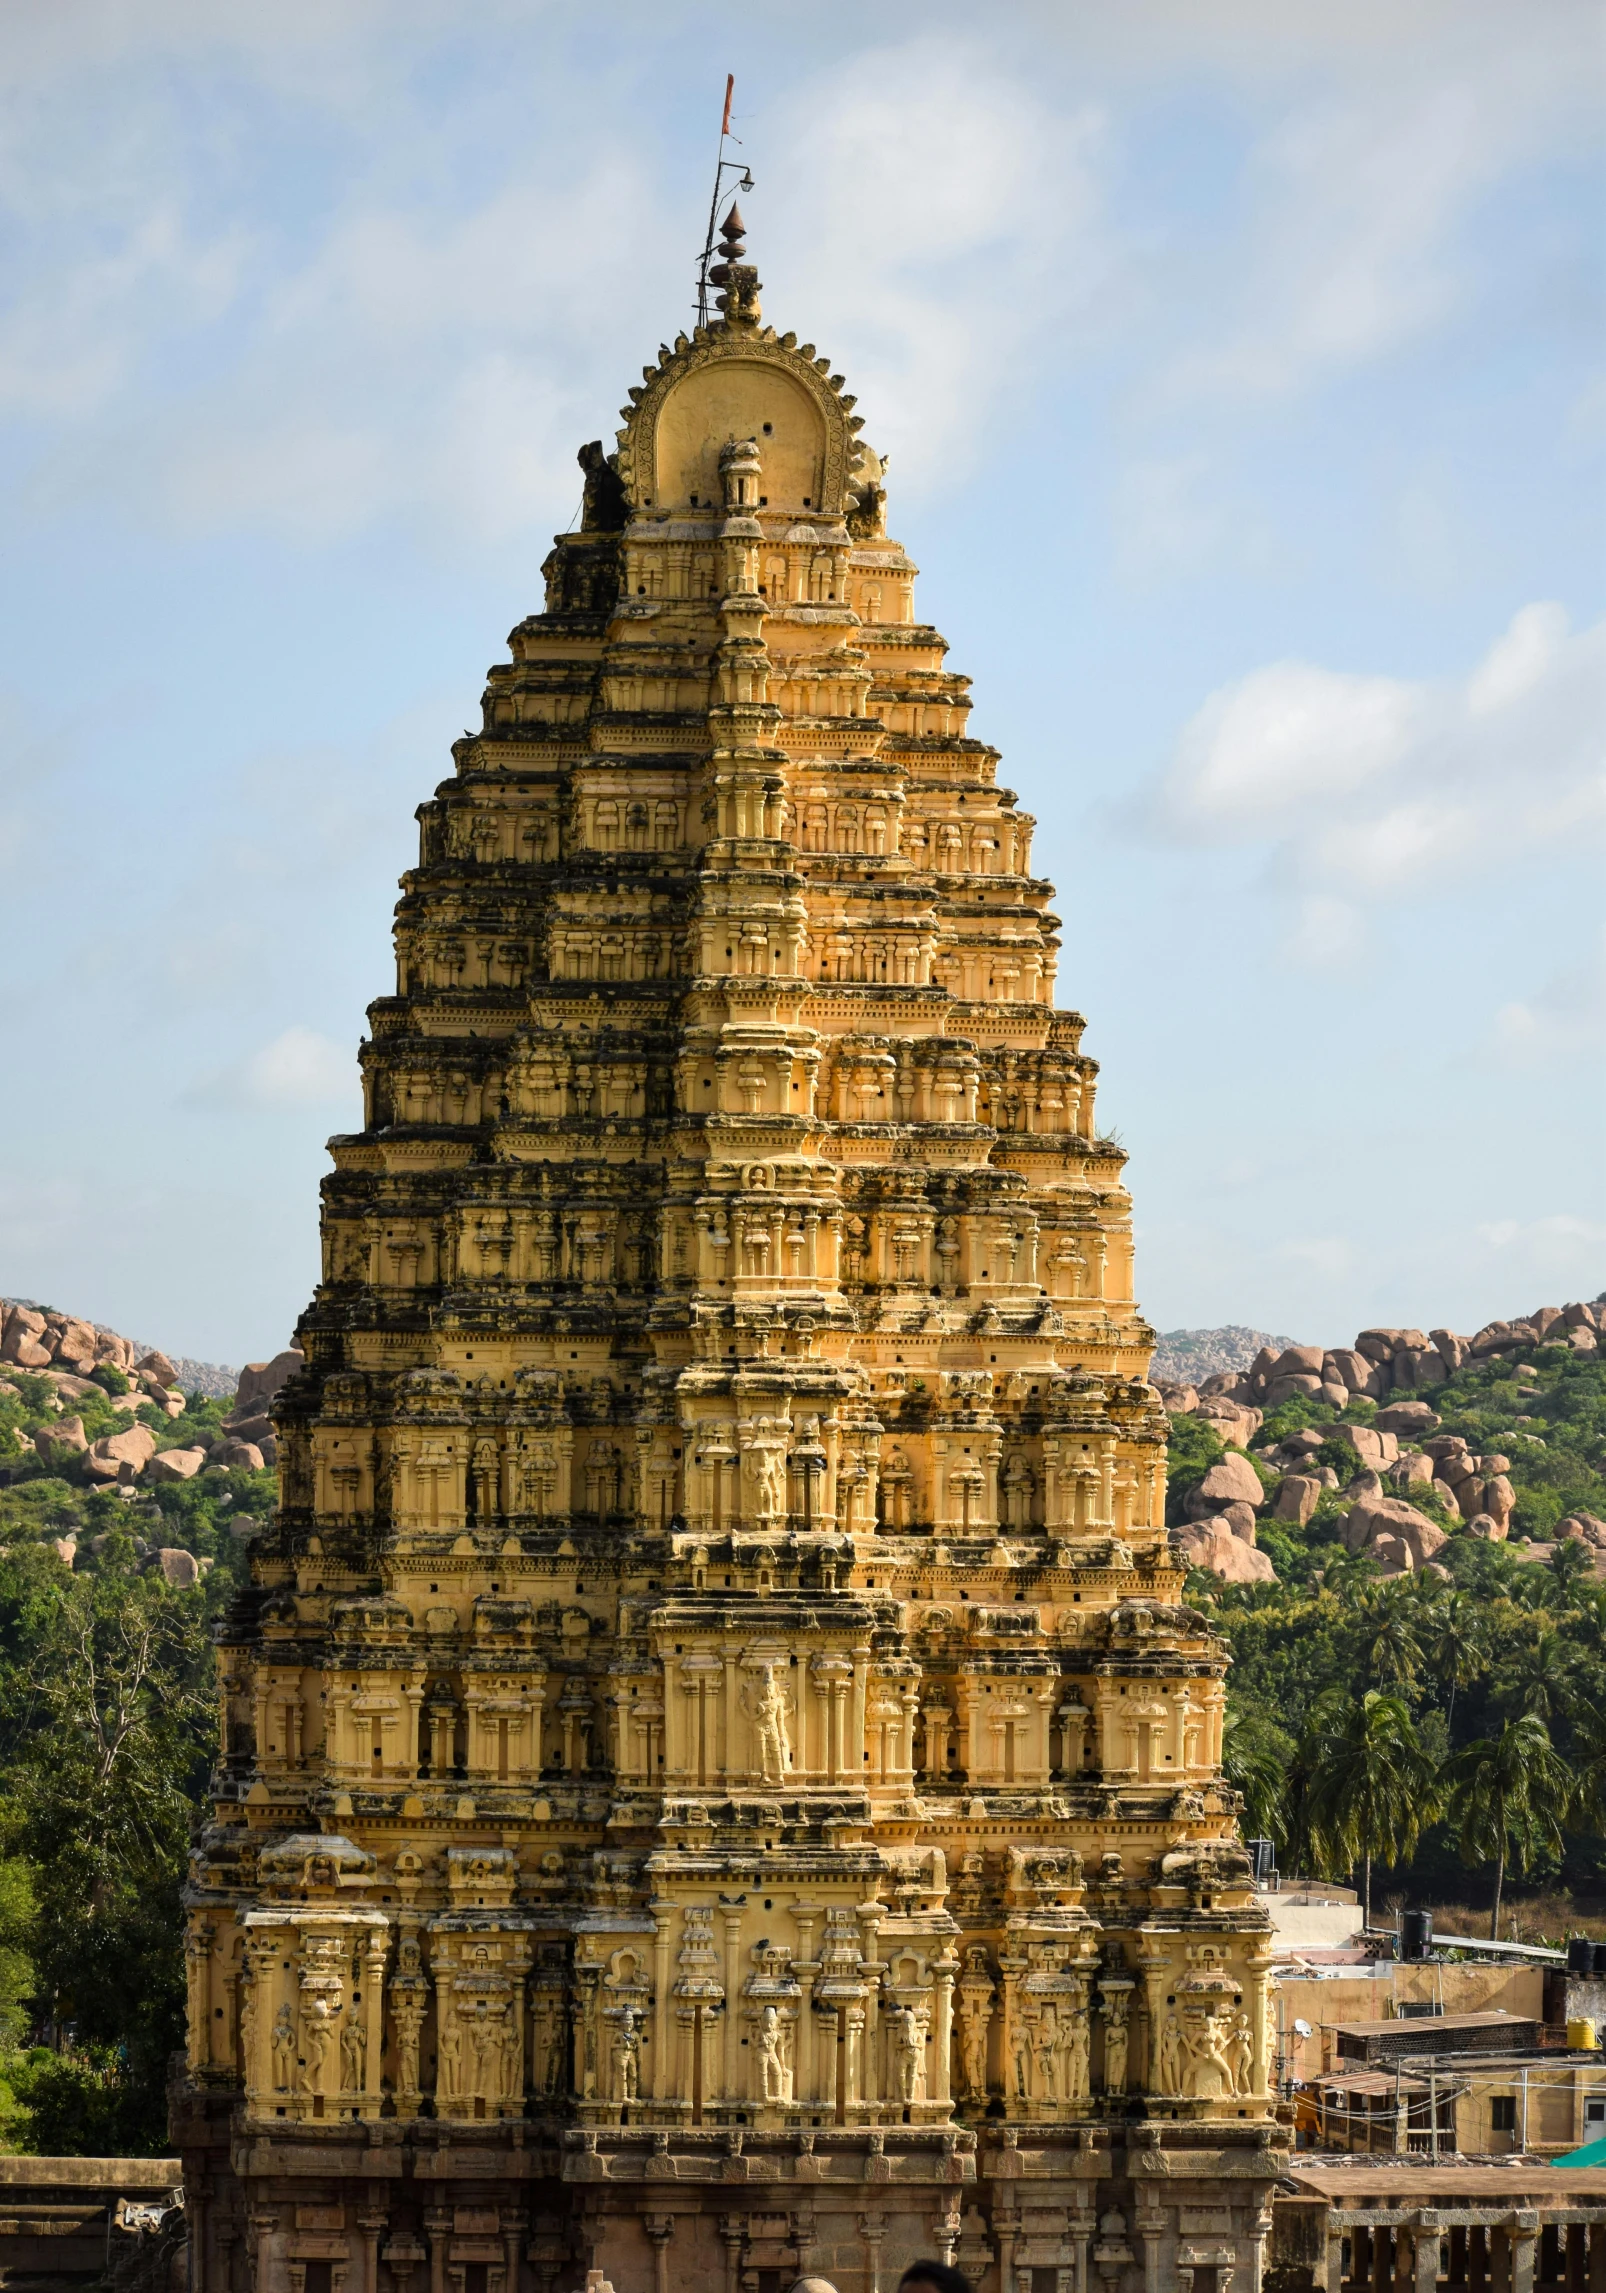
<box><xmin>696</xmin><ymin>73</ymin><xmax>753</xmax><ymax>328</ymax></box>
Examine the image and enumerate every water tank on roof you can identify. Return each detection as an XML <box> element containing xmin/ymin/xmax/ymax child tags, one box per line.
<box><xmin>1402</xmin><ymin>1910</ymin><xmax>1433</xmax><ymax>1962</ymax></box>
<box><xmin>1568</xmin><ymin>1936</ymin><xmax>1595</xmax><ymax>1976</ymax></box>
<box><xmin>1592</xmin><ymin>1943</ymin><xmax>1606</xmax><ymax>1978</ymax></box>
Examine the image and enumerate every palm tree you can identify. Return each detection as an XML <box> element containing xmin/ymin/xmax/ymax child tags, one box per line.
<box><xmin>1495</xmin><ymin>1627</ymin><xmax>1580</xmax><ymax>1728</ymax></box>
<box><xmin>1301</xmin><ymin>1688</ymin><xmax>1440</xmax><ymax>1931</ymax></box>
<box><xmin>1362</xmin><ymin>1584</ymin><xmax>1426</xmax><ymax>1689</ymax></box>
<box><xmin>1547</xmin><ymin>1537</ymin><xmax>1596</xmax><ymax>1603</ymax></box>
<box><xmin>1444</xmin><ymin>1712</ymin><xmax>1572</xmax><ymax>1940</ymax></box>
<box><xmin>1222</xmin><ymin>1703</ymin><xmax>1296</xmax><ymax>1846</ymax></box>
<box><xmin>1427</xmin><ymin>1590</ymin><xmax>1487</xmax><ymax>1735</ymax></box>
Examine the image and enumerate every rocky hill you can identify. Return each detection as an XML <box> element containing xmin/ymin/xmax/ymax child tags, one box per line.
<box><xmin>0</xmin><ymin>1299</ymin><xmax>238</xmax><ymax>1398</ymax></box>
<box><xmin>0</xmin><ymin>1302</ymin><xmax>302</xmax><ymax>1584</ymax></box>
<box><xmin>1150</xmin><ymin>1324</ymin><xmax>1298</xmax><ymax>1385</ymax></box>
<box><xmin>1159</xmin><ymin>1296</ymin><xmax>1606</xmax><ymax>1586</ymax></box>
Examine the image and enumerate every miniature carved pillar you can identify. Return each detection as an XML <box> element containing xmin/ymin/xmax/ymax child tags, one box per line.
<box><xmin>187</xmin><ymin>1927</ymin><xmax>213</xmax><ymax>2070</ymax></box>
<box><xmin>361</xmin><ymin>1928</ymin><xmax>386</xmax><ymax>2120</ymax></box>
<box><xmin>651</xmin><ymin>1906</ymin><xmax>672</xmax><ymax>2102</ymax></box>
<box><xmin>722</xmin><ymin>1907</ymin><xmax>743</xmax><ymax>2100</ymax></box>
<box><xmin>424</xmin><ymin>2213</ymin><xmax>449</xmax><ymax>2293</ymax></box>
<box><xmin>932</xmin><ymin>1949</ymin><xmax>956</xmax><ymax>2103</ymax></box>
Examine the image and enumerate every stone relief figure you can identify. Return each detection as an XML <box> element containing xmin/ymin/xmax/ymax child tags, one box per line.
<box><xmin>1226</xmin><ymin>2007</ymin><xmax>1253</xmax><ymax>2097</ymax></box>
<box><xmin>1187</xmin><ymin>2008</ymin><xmax>1233</xmax><ymax>2101</ymax></box>
<box><xmin>1066</xmin><ymin>2008</ymin><xmax>1090</xmax><ymax>2099</ymax></box>
<box><xmin>437</xmin><ymin>2015</ymin><xmax>463</xmax><ymax>2101</ymax></box>
<box><xmin>531</xmin><ymin>1987</ymin><xmax>565</xmax><ymax>2098</ymax></box>
<box><xmin>745</xmin><ymin>1663</ymin><xmax>792</xmax><ymax>1784</ymax></box>
<box><xmin>1157</xmin><ymin>2010</ymin><xmax>1184</xmax><ymax>2095</ymax></box>
<box><xmin>1012</xmin><ymin>2014</ymin><xmax>1032</xmax><ymax>2101</ymax></box>
<box><xmin>1102</xmin><ymin>1994</ymin><xmax>1130</xmax><ymax>2097</ymax></box>
<box><xmin>612</xmin><ymin>2006</ymin><xmax>642</xmax><ymax>2103</ymax></box>
<box><xmin>756</xmin><ymin>2004</ymin><xmax>789</xmax><ymax>2103</ymax></box>
<box><xmin>890</xmin><ymin>2005</ymin><xmax>925</xmax><ymax>2104</ymax></box>
<box><xmin>392</xmin><ymin>1995</ymin><xmax>424</xmax><ymax>2100</ymax></box>
<box><xmin>1031</xmin><ymin>2006</ymin><xmax>1059</xmax><ymax>2101</ymax></box>
<box><xmin>956</xmin><ymin>1952</ymin><xmax>995</xmax><ymax>2098</ymax></box>
<box><xmin>468</xmin><ymin>2003</ymin><xmax>498</xmax><ymax>2097</ymax></box>
<box><xmin>340</xmin><ymin>2005</ymin><xmax>366</xmax><ymax>2096</ymax></box>
<box><xmin>271</xmin><ymin>2004</ymin><xmax>295</xmax><ymax>2093</ymax></box>
<box><xmin>302</xmin><ymin>1997</ymin><xmax>336</xmax><ymax>2097</ymax></box>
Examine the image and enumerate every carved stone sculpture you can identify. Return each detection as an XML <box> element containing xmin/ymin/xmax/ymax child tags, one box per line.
<box><xmin>175</xmin><ymin>197</ymin><xmax>1284</xmax><ymax>2293</ymax></box>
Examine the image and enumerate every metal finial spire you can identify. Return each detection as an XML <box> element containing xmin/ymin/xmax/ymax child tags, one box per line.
<box><xmin>696</xmin><ymin>77</ymin><xmax>754</xmax><ymax>329</ymax></box>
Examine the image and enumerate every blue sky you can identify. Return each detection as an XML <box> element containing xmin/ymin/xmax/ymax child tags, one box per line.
<box><xmin>0</xmin><ymin>0</ymin><xmax>1601</xmax><ymax>1365</ymax></box>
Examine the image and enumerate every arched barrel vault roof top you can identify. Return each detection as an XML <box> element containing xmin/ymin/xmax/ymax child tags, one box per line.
<box><xmin>613</xmin><ymin>322</ymin><xmax>868</xmax><ymax>519</ymax></box>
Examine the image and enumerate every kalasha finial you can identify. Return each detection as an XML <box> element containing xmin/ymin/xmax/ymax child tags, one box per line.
<box><xmin>707</xmin><ymin>198</ymin><xmax>761</xmax><ymax>327</ymax></box>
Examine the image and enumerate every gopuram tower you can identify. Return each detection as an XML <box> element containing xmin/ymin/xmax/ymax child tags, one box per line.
<box><xmin>176</xmin><ymin>208</ymin><xmax>1286</xmax><ymax>2293</ymax></box>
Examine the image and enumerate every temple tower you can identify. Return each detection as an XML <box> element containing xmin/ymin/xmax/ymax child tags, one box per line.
<box><xmin>176</xmin><ymin>207</ymin><xmax>1286</xmax><ymax>2293</ymax></box>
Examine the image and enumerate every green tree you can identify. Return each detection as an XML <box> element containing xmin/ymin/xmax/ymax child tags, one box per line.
<box><xmin>1302</xmin><ymin>1688</ymin><xmax>1440</xmax><ymax>1930</ymax></box>
<box><xmin>1493</xmin><ymin>1626</ymin><xmax>1580</xmax><ymax>1728</ymax></box>
<box><xmin>1360</xmin><ymin>1584</ymin><xmax>1426</xmax><ymax>1689</ymax></box>
<box><xmin>1221</xmin><ymin>1704</ymin><xmax>1296</xmax><ymax>1846</ymax></box>
<box><xmin>1</xmin><ymin>1556</ymin><xmax>213</xmax><ymax>2147</ymax></box>
<box><xmin>1444</xmin><ymin>1712</ymin><xmax>1572</xmax><ymax>1940</ymax></box>
<box><xmin>1427</xmin><ymin>1590</ymin><xmax>1487</xmax><ymax>1734</ymax></box>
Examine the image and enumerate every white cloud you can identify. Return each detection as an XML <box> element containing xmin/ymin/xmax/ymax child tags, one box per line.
<box><xmin>192</xmin><ymin>1027</ymin><xmax>354</xmax><ymax>1110</ymax></box>
<box><xmin>1471</xmin><ymin>1215</ymin><xmax>1606</xmax><ymax>1301</ymax></box>
<box><xmin>1492</xmin><ymin>928</ymin><xmax>1606</xmax><ymax>1066</ymax></box>
<box><xmin>1152</xmin><ymin>602</ymin><xmax>1606</xmax><ymax>911</ymax></box>
<box><xmin>761</xmin><ymin>41</ymin><xmax>1116</xmax><ymax>493</ymax></box>
<box><xmin>1157</xmin><ymin>9</ymin><xmax>1598</xmax><ymax>408</ymax></box>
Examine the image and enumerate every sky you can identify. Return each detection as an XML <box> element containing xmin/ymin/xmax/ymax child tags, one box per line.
<box><xmin>0</xmin><ymin>0</ymin><xmax>1602</xmax><ymax>1366</ymax></box>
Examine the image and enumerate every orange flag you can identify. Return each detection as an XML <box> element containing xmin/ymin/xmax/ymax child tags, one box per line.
<box><xmin>721</xmin><ymin>74</ymin><xmax>734</xmax><ymax>137</ymax></box>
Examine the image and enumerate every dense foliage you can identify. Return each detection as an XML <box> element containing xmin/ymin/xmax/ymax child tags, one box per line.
<box><xmin>1187</xmin><ymin>1342</ymin><xmax>1606</xmax><ymax>1935</ymax></box>
<box><xmin>0</xmin><ymin>1369</ymin><xmax>268</xmax><ymax>2150</ymax></box>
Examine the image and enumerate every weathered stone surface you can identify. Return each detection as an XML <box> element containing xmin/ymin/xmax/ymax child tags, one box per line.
<box><xmin>33</xmin><ymin>1415</ymin><xmax>88</xmax><ymax>1460</ymax></box>
<box><xmin>1322</xmin><ymin>1422</ymin><xmax>1397</xmax><ymax>1471</ymax></box>
<box><xmin>1344</xmin><ymin>1494</ymin><xmax>1449</xmax><ymax>1570</ymax></box>
<box><xmin>1219</xmin><ymin>1500</ymin><xmax>1259</xmax><ymax>1542</ymax></box>
<box><xmin>1273</xmin><ymin>1473</ymin><xmax>1321</xmax><ymax>1525</ymax></box>
<box><xmin>1466</xmin><ymin>1512</ymin><xmax>1508</xmax><ymax>1541</ymax></box>
<box><xmin>1374</xmin><ymin>1401</ymin><xmax>1440</xmax><ymax>1438</ymax></box>
<box><xmin>1190</xmin><ymin>1454</ymin><xmax>1267</xmax><ymax>1513</ymax></box>
<box><xmin>83</xmin><ymin>1425</ymin><xmax>156</xmax><ymax>1482</ymax></box>
<box><xmin>230</xmin><ymin>1348</ymin><xmax>303</xmax><ymax>1420</ymax></box>
<box><xmin>1172</xmin><ymin>1519</ymin><xmax>1277</xmax><ymax>1583</ymax></box>
<box><xmin>1324</xmin><ymin>1349</ymin><xmax>1372</xmax><ymax>1392</ymax></box>
<box><xmin>1271</xmin><ymin>1344</ymin><xmax>1325</xmax><ymax>1378</ymax></box>
<box><xmin>1</xmin><ymin>1306</ymin><xmax>52</xmax><ymax>1370</ymax></box>
<box><xmin>1483</xmin><ymin>1474</ymin><xmax>1515</xmax><ymax>1528</ymax></box>
<box><xmin>174</xmin><ymin>239</ymin><xmax>1290</xmax><ymax>2293</ymax></box>
<box><xmin>209</xmin><ymin>1438</ymin><xmax>265</xmax><ymax>1473</ymax></box>
<box><xmin>152</xmin><ymin>1548</ymin><xmax>200</xmax><ymax>1588</ymax></box>
<box><xmin>135</xmin><ymin>1350</ymin><xmax>179</xmax><ymax>1386</ymax></box>
<box><xmin>225</xmin><ymin>1412</ymin><xmax>274</xmax><ymax>1448</ymax></box>
<box><xmin>53</xmin><ymin>1319</ymin><xmax>99</xmax><ymax>1371</ymax></box>
<box><xmin>1265</xmin><ymin>1372</ymin><xmax>1324</xmax><ymax>1407</ymax></box>
<box><xmin>1195</xmin><ymin>1399</ymin><xmax>1263</xmax><ymax>1450</ymax></box>
<box><xmin>146</xmin><ymin>1446</ymin><xmax>207</xmax><ymax>1484</ymax></box>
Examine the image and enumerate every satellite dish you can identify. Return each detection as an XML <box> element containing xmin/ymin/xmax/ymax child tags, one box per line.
<box><xmin>1293</xmin><ymin>2018</ymin><xmax>1313</xmax><ymax>2037</ymax></box>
